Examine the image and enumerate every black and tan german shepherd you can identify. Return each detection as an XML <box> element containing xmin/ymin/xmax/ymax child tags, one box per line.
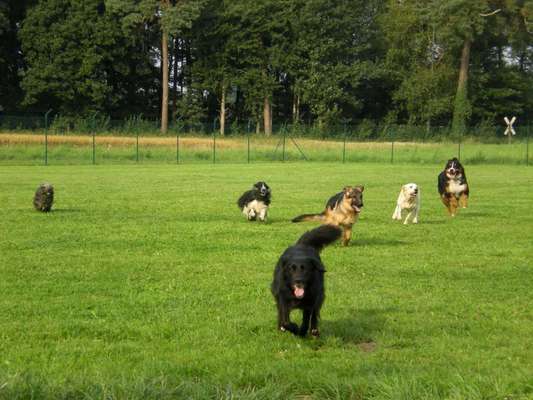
<box><xmin>292</xmin><ymin>186</ymin><xmax>364</xmax><ymax>246</ymax></box>
<box><xmin>438</xmin><ymin>157</ymin><xmax>469</xmax><ymax>216</ymax></box>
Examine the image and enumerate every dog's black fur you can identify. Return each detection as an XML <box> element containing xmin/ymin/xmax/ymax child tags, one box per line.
<box><xmin>33</xmin><ymin>183</ymin><xmax>54</xmax><ymax>212</ymax></box>
<box><xmin>237</xmin><ymin>181</ymin><xmax>271</xmax><ymax>221</ymax></box>
<box><xmin>271</xmin><ymin>224</ymin><xmax>341</xmax><ymax>337</ymax></box>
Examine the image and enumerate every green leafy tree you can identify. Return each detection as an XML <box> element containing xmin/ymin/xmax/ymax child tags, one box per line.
<box><xmin>292</xmin><ymin>0</ymin><xmax>384</xmax><ymax>130</ymax></box>
<box><xmin>106</xmin><ymin>0</ymin><xmax>204</xmax><ymax>133</ymax></box>
<box><xmin>19</xmin><ymin>0</ymin><xmax>159</xmax><ymax>117</ymax></box>
<box><xmin>0</xmin><ymin>0</ymin><xmax>33</xmax><ymax>111</ymax></box>
<box><xmin>217</xmin><ymin>0</ymin><xmax>291</xmax><ymax>135</ymax></box>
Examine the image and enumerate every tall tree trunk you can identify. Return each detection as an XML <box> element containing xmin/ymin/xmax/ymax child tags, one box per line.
<box><xmin>452</xmin><ymin>38</ymin><xmax>471</xmax><ymax>136</ymax></box>
<box><xmin>457</xmin><ymin>38</ymin><xmax>471</xmax><ymax>104</ymax></box>
<box><xmin>172</xmin><ymin>37</ymin><xmax>179</xmax><ymax>121</ymax></box>
<box><xmin>179</xmin><ymin>38</ymin><xmax>184</xmax><ymax>96</ymax></box>
<box><xmin>161</xmin><ymin>29</ymin><xmax>169</xmax><ymax>134</ymax></box>
<box><xmin>292</xmin><ymin>94</ymin><xmax>300</xmax><ymax>123</ymax></box>
<box><xmin>220</xmin><ymin>84</ymin><xmax>226</xmax><ymax>136</ymax></box>
<box><xmin>263</xmin><ymin>96</ymin><xmax>272</xmax><ymax>136</ymax></box>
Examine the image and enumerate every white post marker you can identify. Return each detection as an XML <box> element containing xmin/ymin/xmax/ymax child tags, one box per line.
<box><xmin>504</xmin><ymin>116</ymin><xmax>516</xmax><ymax>144</ymax></box>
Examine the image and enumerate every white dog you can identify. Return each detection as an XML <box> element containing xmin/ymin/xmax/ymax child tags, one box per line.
<box><xmin>392</xmin><ymin>183</ymin><xmax>420</xmax><ymax>224</ymax></box>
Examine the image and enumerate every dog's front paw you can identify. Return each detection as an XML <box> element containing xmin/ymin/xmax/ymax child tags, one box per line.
<box><xmin>413</xmin><ymin>218</ymin><xmax>418</xmax><ymax>224</ymax></box>
<box><xmin>311</xmin><ymin>328</ymin><xmax>320</xmax><ymax>337</ymax></box>
<box><xmin>280</xmin><ymin>323</ymin><xmax>299</xmax><ymax>334</ymax></box>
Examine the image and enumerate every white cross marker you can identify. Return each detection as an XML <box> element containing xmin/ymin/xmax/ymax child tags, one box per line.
<box><xmin>504</xmin><ymin>116</ymin><xmax>516</xmax><ymax>136</ymax></box>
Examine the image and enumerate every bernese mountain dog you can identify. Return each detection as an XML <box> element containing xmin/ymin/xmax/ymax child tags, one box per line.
<box><xmin>292</xmin><ymin>186</ymin><xmax>364</xmax><ymax>246</ymax></box>
<box><xmin>271</xmin><ymin>224</ymin><xmax>341</xmax><ymax>337</ymax></box>
<box><xmin>438</xmin><ymin>157</ymin><xmax>469</xmax><ymax>216</ymax></box>
<box><xmin>237</xmin><ymin>181</ymin><xmax>271</xmax><ymax>221</ymax></box>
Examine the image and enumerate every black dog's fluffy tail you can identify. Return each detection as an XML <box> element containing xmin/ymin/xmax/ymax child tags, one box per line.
<box><xmin>291</xmin><ymin>213</ymin><xmax>324</xmax><ymax>223</ymax></box>
<box><xmin>297</xmin><ymin>225</ymin><xmax>341</xmax><ymax>251</ymax></box>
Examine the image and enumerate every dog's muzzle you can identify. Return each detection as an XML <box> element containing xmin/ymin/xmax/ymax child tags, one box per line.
<box><xmin>292</xmin><ymin>283</ymin><xmax>305</xmax><ymax>299</ymax></box>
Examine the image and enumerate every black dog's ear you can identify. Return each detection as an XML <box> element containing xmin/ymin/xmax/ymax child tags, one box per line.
<box><xmin>280</xmin><ymin>256</ymin><xmax>291</xmax><ymax>269</ymax></box>
<box><xmin>312</xmin><ymin>259</ymin><xmax>326</xmax><ymax>272</ymax></box>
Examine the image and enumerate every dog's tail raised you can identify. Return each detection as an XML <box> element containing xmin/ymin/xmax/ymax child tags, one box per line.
<box><xmin>297</xmin><ymin>225</ymin><xmax>341</xmax><ymax>251</ymax></box>
<box><xmin>291</xmin><ymin>212</ymin><xmax>324</xmax><ymax>223</ymax></box>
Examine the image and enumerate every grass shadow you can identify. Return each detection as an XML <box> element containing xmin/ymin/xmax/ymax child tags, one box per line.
<box><xmin>458</xmin><ymin>211</ymin><xmax>489</xmax><ymax>217</ymax></box>
<box><xmin>353</xmin><ymin>237</ymin><xmax>407</xmax><ymax>246</ymax></box>
<box><xmin>419</xmin><ymin>220</ymin><xmax>446</xmax><ymax>225</ymax></box>
<box><xmin>321</xmin><ymin>308</ymin><xmax>391</xmax><ymax>350</ymax></box>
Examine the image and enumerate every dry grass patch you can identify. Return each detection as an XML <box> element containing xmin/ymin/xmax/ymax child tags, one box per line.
<box><xmin>0</xmin><ymin>132</ymin><xmax>444</xmax><ymax>151</ymax></box>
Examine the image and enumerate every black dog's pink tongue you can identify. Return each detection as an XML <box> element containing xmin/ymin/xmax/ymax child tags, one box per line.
<box><xmin>294</xmin><ymin>287</ymin><xmax>305</xmax><ymax>298</ymax></box>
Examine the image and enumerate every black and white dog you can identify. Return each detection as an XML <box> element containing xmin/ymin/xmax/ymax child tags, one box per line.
<box><xmin>237</xmin><ymin>181</ymin><xmax>271</xmax><ymax>221</ymax></box>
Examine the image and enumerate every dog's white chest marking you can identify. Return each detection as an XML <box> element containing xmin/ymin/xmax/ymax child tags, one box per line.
<box><xmin>448</xmin><ymin>179</ymin><xmax>466</xmax><ymax>195</ymax></box>
<box><xmin>243</xmin><ymin>200</ymin><xmax>269</xmax><ymax>221</ymax></box>
<box><xmin>246</xmin><ymin>200</ymin><xmax>267</xmax><ymax>212</ymax></box>
<box><xmin>399</xmin><ymin>196</ymin><xmax>416</xmax><ymax>211</ymax></box>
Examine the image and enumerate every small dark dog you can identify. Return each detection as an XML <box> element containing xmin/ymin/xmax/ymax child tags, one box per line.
<box><xmin>271</xmin><ymin>224</ymin><xmax>341</xmax><ymax>337</ymax></box>
<box><xmin>438</xmin><ymin>157</ymin><xmax>469</xmax><ymax>216</ymax></box>
<box><xmin>237</xmin><ymin>181</ymin><xmax>271</xmax><ymax>221</ymax></box>
<box><xmin>33</xmin><ymin>183</ymin><xmax>54</xmax><ymax>212</ymax></box>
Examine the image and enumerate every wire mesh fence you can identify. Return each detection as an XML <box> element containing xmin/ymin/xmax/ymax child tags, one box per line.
<box><xmin>0</xmin><ymin>114</ymin><xmax>530</xmax><ymax>166</ymax></box>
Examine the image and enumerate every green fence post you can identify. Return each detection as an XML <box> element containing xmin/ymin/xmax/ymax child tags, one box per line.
<box><xmin>136</xmin><ymin>131</ymin><xmax>139</xmax><ymax>162</ymax></box>
<box><xmin>213</xmin><ymin>131</ymin><xmax>216</xmax><ymax>164</ymax></box>
<box><xmin>527</xmin><ymin>123</ymin><xmax>530</xmax><ymax>166</ymax></box>
<box><xmin>282</xmin><ymin>129</ymin><xmax>286</xmax><ymax>162</ymax></box>
<box><xmin>391</xmin><ymin>128</ymin><xmax>394</xmax><ymax>164</ymax></box>
<box><xmin>176</xmin><ymin>134</ymin><xmax>180</xmax><ymax>164</ymax></box>
<box><xmin>247</xmin><ymin>133</ymin><xmax>250</xmax><ymax>164</ymax></box>
<box><xmin>342</xmin><ymin>128</ymin><xmax>347</xmax><ymax>163</ymax></box>
<box><xmin>92</xmin><ymin>131</ymin><xmax>96</xmax><ymax>165</ymax></box>
<box><xmin>44</xmin><ymin>109</ymin><xmax>52</xmax><ymax>166</ymax></box>
<box><xmin>91</xmin><ymin>111</ymin><xmax>98</xmax><ymax>165</ymax></box>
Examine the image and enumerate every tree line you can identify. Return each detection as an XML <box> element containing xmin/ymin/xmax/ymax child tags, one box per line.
<box><xmin>0</xmin><ymin>0</ymin><xmax>532</xmax><ymax>135</ymax></box>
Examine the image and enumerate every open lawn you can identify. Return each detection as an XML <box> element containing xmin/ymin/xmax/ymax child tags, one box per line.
<box><xmin>0</xmin><ymin>163</ymin><xmax>532</xmax><ymax>399</ymax></box>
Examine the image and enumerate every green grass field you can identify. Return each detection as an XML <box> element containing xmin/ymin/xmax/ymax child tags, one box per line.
<box><xmin>1</xmin><ymin>163</ymin><xmax>532</xmax><ymax>399</ymax></box>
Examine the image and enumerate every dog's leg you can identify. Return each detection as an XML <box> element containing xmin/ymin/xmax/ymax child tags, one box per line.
<box><xmin>247</xmin><ymin>208</ymin><xmax>256</xmax><ymax>221</ymax></box>
<box><xmin>459</xmin><ymin>193</ymin><xmax>468</xmax><ymax>209</ymax></box>
<box><xmin>412</xmin><ymin>205</ymin><xmax>419</xmax><ymax>224</ymax></box>
<box><xmin>310</xmin><ymin>308</ymin><xmax>320</xmax><ymax>337</ymax></box>
<box><xmin>441</xmin><ymin>195</ymin><xmax>453</xmax><ymax>216</ymax></box>
<box><xmin>299</xmin><ymin>308</ymin><xmax>311</xmax><ymax>337</ymax></box>
<box><xmin>258</xmin><ymin>208</ymin><xmax>267</xmax><ymax>222</ymax></box>
<box><xmin>403</xmin><ymin>210</ymin><xmax>413</xmax><ymax>225</ymax></box>
<box><xmin>277</xmin><ymin>301</ymin><xmax>298</xmax><ymax>334</ymax></box>
<box><xmin>449</xmin><ymin>196</ymin><xmax>458</xmax><ymax>216</ymax></box>
<box><xmin>392</xmin><ymin>205</ymin><xmax>402</xmax><ymax>220</ymax></box>
<box><xmin>341</xmin><ymin>226</ymin><xmax>352</xmax><ymax>246</ymax></box>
